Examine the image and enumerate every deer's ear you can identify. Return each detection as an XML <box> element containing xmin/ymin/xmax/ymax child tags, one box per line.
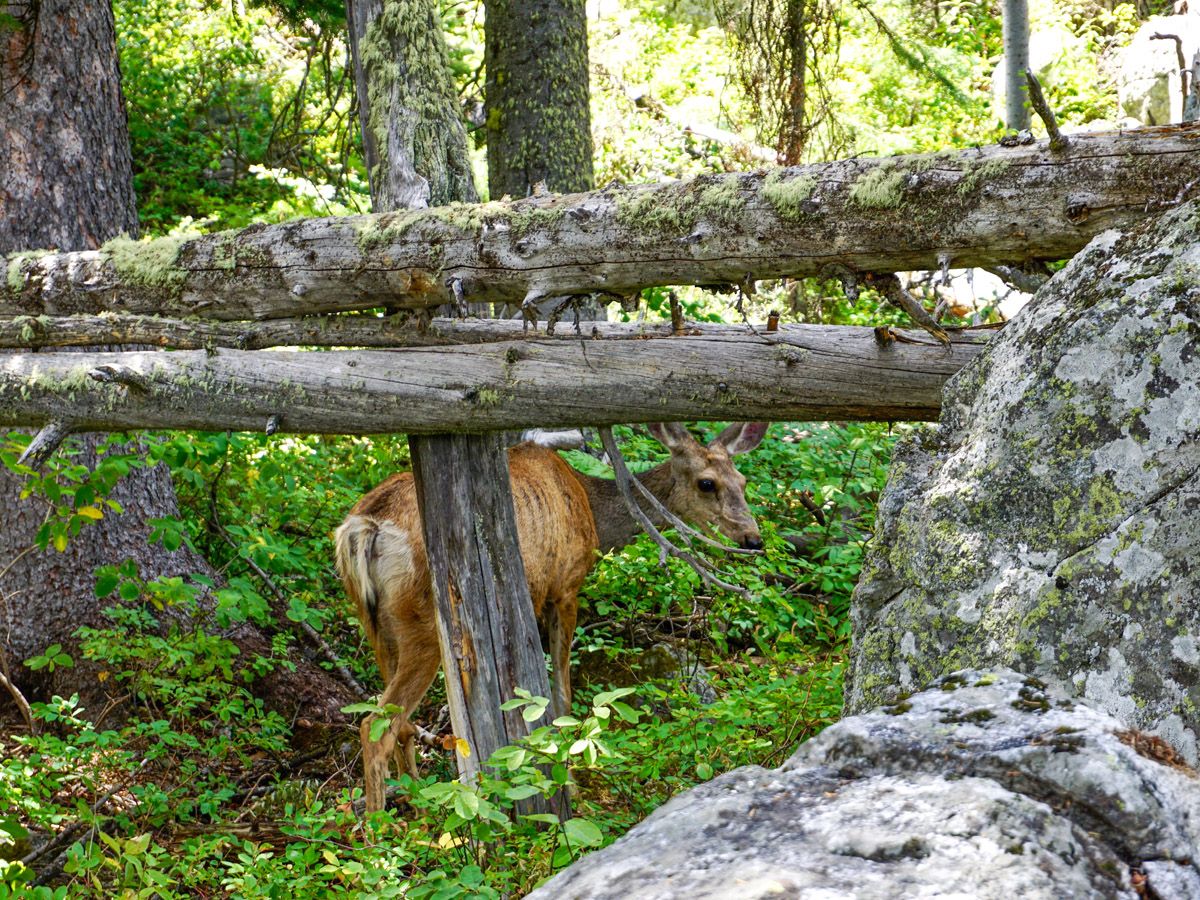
<box><xmin>712</xmin><ymin>422</ymin><xmax>768</xmax><ymax>455</ymax></box>
<box><xmin>647</xmin><ymin>422</ymin><xmax>695</xmax><ymax>451</ymax></box>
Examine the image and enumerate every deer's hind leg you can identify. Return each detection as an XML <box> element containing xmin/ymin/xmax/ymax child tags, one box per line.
<box><xmin>545</xmin><ymin>594</ymin><xmax>578</xmax><ymax>719</ymax></box>
<box><xmin>361</xmin><ymin>618</ymin><xmax>441</xmax><ymax>813</ymax></box>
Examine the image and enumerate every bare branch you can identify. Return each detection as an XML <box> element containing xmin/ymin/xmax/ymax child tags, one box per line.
<box><xmin>0</xmin><ymin>665</ymin><xmax>34</xmax><ymax>734</ymax></box>
<box><xmin>1023</xmin><ymin>69</ymin><xmax>1067</xmax><ymax>152</ymax></box>
<box><xmin>16</xmin><ymin>421</ymin><xmax>74</xmax><ymax>468</ymax></box>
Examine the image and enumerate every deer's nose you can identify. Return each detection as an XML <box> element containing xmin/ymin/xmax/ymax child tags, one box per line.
<box><xmin>741</xmin><ymin>536</ymin><xmax>764</xmax><ymax>551</ymax></box>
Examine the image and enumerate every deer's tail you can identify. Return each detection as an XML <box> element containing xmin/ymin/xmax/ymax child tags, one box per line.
<box><xmin>335</xmin><ymin>515</ymin><xmax>417</xmax><ymax>637</ymax></box>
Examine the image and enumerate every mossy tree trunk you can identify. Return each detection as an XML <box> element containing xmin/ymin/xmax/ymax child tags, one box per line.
<box><xmin>347</xmin><ymin>0</ymin><xmax>559</xmax><ymax>810</ymax></box>
<box><xmin>0</xmin><ymin>1</ymin><xmax>353</xmax><ymax>725</ymax></box>
<box><xmin>346</xmin><ymin>0</ymin><xmax>478</xmax><ymax>208</ymax></box>
<box><xmin>483</xmin><ymin>0</ymin><xmax>593</xmax><ymax>199</ymax></box>
<box><xmin>484</xmin><ymin>0</ymin><xmax>599</xmax><ymax>322</ymax></box>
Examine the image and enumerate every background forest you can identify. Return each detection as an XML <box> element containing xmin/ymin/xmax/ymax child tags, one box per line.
<box><xmin>0</xmin><ymin>0</ymin><xmax>1180</xmax><ymax>895</ymax></box>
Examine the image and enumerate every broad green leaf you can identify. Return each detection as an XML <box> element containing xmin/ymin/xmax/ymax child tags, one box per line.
<box><xmin>563</xmin><ymin>817</ymin><xmax>603</xmax><ymax>847</ymax></box>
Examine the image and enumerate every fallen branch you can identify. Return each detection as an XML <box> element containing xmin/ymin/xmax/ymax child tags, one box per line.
<box><xmin>16</xmin><ymin>421</ymin><xmax>75</xmax><ymax>468</ymax></box>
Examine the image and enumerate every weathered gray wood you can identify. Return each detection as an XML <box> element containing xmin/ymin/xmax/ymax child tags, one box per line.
<box><xmin>409</xmin><ymin>433</ymin><xmax>564</xmax><ymax>814</ymax></box>
<box><xmin>3</xmin><ymin>127</ymin><xmax>1197</xmax><ymax>322</ymax></box>
<box><xmin>0</xmin><ymin>313</ymin><xmax>712</xmax><ymax>349</ymax></box>
<box><xmin>0</xmin><ymin>325</ymin><xmax>989</xmax><ymax>433</ymax></box>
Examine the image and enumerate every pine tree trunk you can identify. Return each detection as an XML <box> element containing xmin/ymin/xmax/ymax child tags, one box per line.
<box><xmin>0</xmin><ymin>2</ymin><xmax>352</xmax><ymax>725</ymax></box>
<box><xmin>484</xmin><ymin>0</ymin><xmax>593</xmax><ymax>198</ymax></box>
<box><xmin>485</xmin><ymin>0</ymin><xmax>598</xmax><ymax>319</ymax></box>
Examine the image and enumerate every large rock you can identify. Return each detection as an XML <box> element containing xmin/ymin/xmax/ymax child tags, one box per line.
<box><xmin>845</xmin><ymin>202</ymin><xmax>1200</xmax><ymax>762</ymax></box>
<box><xmin>530</xmin><ymin>670</ymin><xmax>1200</xmax><ymax>900</ymax></box>
<box><xmin>1117</xmin><ymin>14</ymin><xmax>1200</xmax><ymax>125</ymax></box>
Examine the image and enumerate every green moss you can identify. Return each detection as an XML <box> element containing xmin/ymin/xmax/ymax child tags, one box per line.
<box><xmin>695</xmin><ymin>177</ymin><xmax>745</xmax><ymax>228</ymax></box>
<box><xmin>6</xmin><ymin>250</ymin><xmax>50</xmax><ymax>293</ymax></box>
<box><xmin>762</xmin><ymin>171</ymin><xmax>816</xmax><ymax>222</ymax></box>
<box><xmin>939</xmin><ymin>707</ymin><xmax>995</xmax><ymax>725</ymax></box>
<box><xmin>848</xmin><ymin>164</ymin><xmax>906</xmax><ymax>209</ymax></box>
<box><xmin>357</xmin><ymin>0</ymin><xmax>476</xmax><ymax>206</ymax></box>
<box><xmin>210</xmin><ymin>232</ymin><xmax>239</xmax><ymax>271</ymax></box>
<box><xmin>956</xmin><ymin>157</ymin><xmax>1012</xmax><ymax>197</ymax></box>
<box><xmin>508</xmin><ymin>204</ymin><xmax>566</xmax><ymax>237</ymax></box>
<box><xmin>615</xmin><ymin>188</ymin><xmax>691</xmax><ymax>236</ymax></box>
<box><xmin>102</xmin><ymin>235</ymin><xmax>186</xmax><ymax>289</ymax></box>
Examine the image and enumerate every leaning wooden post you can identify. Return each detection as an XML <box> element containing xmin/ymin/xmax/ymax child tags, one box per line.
<box><xmin>409</xmin><ymin>433</ymin><xmax>565</xmax><ymax>816</ymax></box>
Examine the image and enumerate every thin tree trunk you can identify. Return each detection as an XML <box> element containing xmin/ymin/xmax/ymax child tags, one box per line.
<box><xmin>781</xmin><ymin>0</ymin><xmax>809</xmax><ymax>165</ymax></box>
<box><xmin>1003</xmin><ymin>0</ymin><xmax>1030</xmax><ymax>130</ymax></box>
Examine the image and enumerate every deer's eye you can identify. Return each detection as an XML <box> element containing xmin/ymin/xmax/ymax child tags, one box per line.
<box><xmin>698</xmin><ymin>478</ymin><xmax>716</xmax><ymax>493</ymax></box>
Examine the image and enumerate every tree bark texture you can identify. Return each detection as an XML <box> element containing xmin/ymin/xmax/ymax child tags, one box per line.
<box><xmin>0</xmin><ymin>327</ymin><xmax>988</xmax><ymax>433</ymax></box>
<box><xmin>0</xmin><ymin>2</ymin><xmax>352</xmax><ymax>723</ymax></box>
<box><xmin>0</xmin><ymin>1</ymin><xmax>170</xmax><ymax>710</ymax></box>
<box><xmin>484</xmin><ymin>0</ymin><xmax>593</xmax><ymax>199</ymax></box>
<box><xmin>3</xmin><ymin>126</ymin><xmax>1196</xmax><ymax>322</ymax></box>
<box><xmin>0</xmin><ymin>312</ymin><xmax>829</xmax><ymax>350</ymax></box>
<box><xmin>345</xmin><ymin>0</ymin><xmax>478</xmax><ymax>209</ymax></box>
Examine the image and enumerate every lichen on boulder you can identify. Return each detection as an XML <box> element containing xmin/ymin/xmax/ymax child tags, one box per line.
<box><xmin>845</xmin><ymin>201</ymin><xmax>1200</xmax><ymax>764</ymax></box>
<box><xmin>529</xmin><ymin>670</ymin><xmax>1200</xmax><ymax>899</ymax></box>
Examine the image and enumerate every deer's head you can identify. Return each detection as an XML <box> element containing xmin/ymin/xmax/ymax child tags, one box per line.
<box><xmin>647</xmin><ymin>422</ymin><xmax>767</xmax><ymax>550</ymax></box>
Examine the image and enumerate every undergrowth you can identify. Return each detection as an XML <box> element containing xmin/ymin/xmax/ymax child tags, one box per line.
<box><xmin>0</xmin><ymin>421</ymin><xmax>898</xmax><ymax>896</ymax></box>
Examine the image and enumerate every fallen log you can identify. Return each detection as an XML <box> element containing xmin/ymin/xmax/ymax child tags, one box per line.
<box><xmin>0</xmin><ymin>325</ymin><xmax>988</xmax><ymax>433</ymax></box>
<box><xmin>2</xmin><ymin>126</ymin><xmax>1196</xmax><ymax>323</ymax></box>
<box><xmin>0</xmin><ymin>313</ymin><xmax>770</xmax><ymax>350</ymax></box>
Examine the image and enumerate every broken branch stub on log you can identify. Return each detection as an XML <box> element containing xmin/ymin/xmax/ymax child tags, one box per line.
<box><xmin>2</xmin><ymin>126</ymin><xmax>1197</xmax><ymax>322</ymax></box>
<box><xmin>0</xmin><ymin>325</ymin><xmax>987</xmax><ymax>434</ymax></box>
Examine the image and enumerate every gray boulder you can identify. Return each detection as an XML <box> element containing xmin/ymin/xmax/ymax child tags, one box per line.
<box><xmin>1117</xmin><ymin>14</ymin><xmax>1200</xmax><ymax>125</ymax></box>
<box><xmin>530</xmin><ymin>670</ymin><xmax>1200</xmax><ymax>900</ymax></box>
<box><xmin>845</xmin><ymin>202</ymin><xmax>1200</xmax><ymax>764</ymax></box>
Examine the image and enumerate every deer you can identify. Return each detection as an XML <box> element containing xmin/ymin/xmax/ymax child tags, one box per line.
<box><xmin>335</xmin><ymin>422</ymin><xmax>767</xmax><ymax>813</ymax></box>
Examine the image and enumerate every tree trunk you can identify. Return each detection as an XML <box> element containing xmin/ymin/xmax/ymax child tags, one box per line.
<box><xmin>485</xmin><ymin>0</ymin><xmax>597</xmax><ymax>320</ymax></box>
<box><xmin>4</xmin><ymin>126</ymin><xmax>1196</xmax><ymax>320</ymax></box>
<box><xmin>0</xmin><ymin>1</ymin><xmax>168</xmax><ymax>708</ymax></box>
<box><xmin>484</xmin><ymin>0</ymin><xmax>593</xmax><ymax>199</ymax></box>
<box><xmin>781</xmin><ymin>0</ymin><xmax>809</xmax><ymax>165</ymax></box>
<box><xmin>0</xmin><ymin>1</ymin><xmax>352</xmax><ymax>724</ymax></box>
<box><xmin>0</xmin><ymin>326</ymin><xmax>988</xmax><ymax>433</ymax></box>
<box><xmin>1003</xmin><ymin>0</ymin><xmax>1030</xmax><ymax>130</ymax></box>
<box><xmin>345</xmin><ymin>0</ymin><xmax>478</xmax><ymax>209</ymax></box>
